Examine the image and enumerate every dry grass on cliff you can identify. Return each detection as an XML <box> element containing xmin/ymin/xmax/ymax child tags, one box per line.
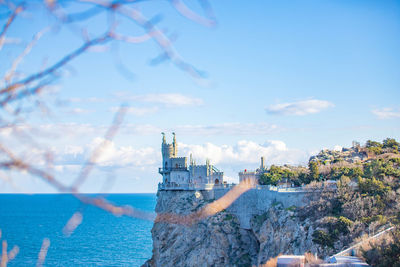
<box><xmin>304</xmin><ymin>252</ymin><xmax>323</xmax><ymax>265</ymax></box>
<box><xmin>259</xmin><ymin>254</ymin><xmax>279</xmax><ymax>267</ymax></box>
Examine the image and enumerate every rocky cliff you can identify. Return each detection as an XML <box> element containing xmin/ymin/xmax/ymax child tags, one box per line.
<box><xmin>143</xmin><ymin>190</ymin><xmax>334</xmax><ymax>267</ymax></box>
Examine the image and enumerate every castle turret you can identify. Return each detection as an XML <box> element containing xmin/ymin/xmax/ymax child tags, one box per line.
<box><xmin>260</xmin><ymin>157</ymin><xmax>265</xmax><ymax>170</ymax></box>
<box><xmin>161</xmin><ymin>133</ymin><xmax>174</xmax><ymax>170</ymax></box>
<box><xmin>172</xmin><ymin>132</ymin><xmax>177</xmax><ymax>157</ymax></box>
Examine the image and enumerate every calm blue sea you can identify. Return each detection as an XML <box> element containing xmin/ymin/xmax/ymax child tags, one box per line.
<box><xmin>0</xmin><ymin>194</ymin><xmax>156</xmax><ymax>266</ymax></box>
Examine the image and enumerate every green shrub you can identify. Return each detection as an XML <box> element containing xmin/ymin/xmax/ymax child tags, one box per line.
<box><xmin>383</xmin><ymin>138</ymin><xmax>399</xmax><ymax>152</ymax></box>
<box><xmin>368</xmin><ymin>146</ymin><xmax>383</xmax><ymax>155</ymax></box>
<box><xmin>366</xmin><ymin>140</ymin><xmax>383</xmax><ymax>148</ymax></box>
<box><xmin>224</xmin><ymin>214</ymin><xmax>234</xmax><ymax>221</ymax></box>
<box><xmin>337</xmin><ymin>216</ymin><xmax>353</xmax><ymax>233</ymax></box>
<box><xmin>312</xmin><ymin>230</ymin><xmax>334</xmax><ymax>247</ymax></box>
<box><xmin>285</xmin><ymin>205</ymin><xmax>297</xmax><ymax>212</ymax></box>
<box><xmin>309</xmin><ymin>161</ymin><xmax>319</xmax><ymax>181</ymax></box>
<box><xmin>358</xmin><ymin>177</ymin><xmax>390</xmax><ymax>196</ymax></box>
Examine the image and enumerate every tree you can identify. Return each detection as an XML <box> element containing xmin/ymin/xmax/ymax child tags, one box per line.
<box><xmin>366</xmin><ymin>140</ymin><xmax>383</xmax><ymax>148</ymax></box>
<box><xmin>308</xmin><ymin>161</ymin><xmax>319</xmax><ymax>181</ymax></box>
<box><xmin>259</xmin><ymin>165</ymin><xmax>282</xmax><ymax>185</ymax></box>
<box><xmin>383</xmin><ymin>138</ymin><xmax>399</xmax><ymax>152</ymax></box>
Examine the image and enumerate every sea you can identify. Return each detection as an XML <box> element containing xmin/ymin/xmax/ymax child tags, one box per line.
<box><xmin>0</xmin><ymin>194</ymin><xmax>157</xmax><ymax>266</ymax></box>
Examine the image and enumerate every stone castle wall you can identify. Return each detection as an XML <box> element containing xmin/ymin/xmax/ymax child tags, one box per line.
<box><xmin>210</xmin><ymin>189</ymin><xmax>308</xmax><ymax>229</ymax></box>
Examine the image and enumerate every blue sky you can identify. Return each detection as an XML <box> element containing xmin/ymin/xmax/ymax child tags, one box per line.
<box><xmin>0</xmin><ymin>0</ymin><xmax>399</xmax><ymax>193</ymax></box>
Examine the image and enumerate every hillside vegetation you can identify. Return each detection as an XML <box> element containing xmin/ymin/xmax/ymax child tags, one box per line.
<box><xmin>258</xmin><ymin>138</ymin><xmax>400</xmax><ymax>266</ymax></box>
<box><xmin>259</xmin><ymin>138</ymin><xmax>400</xmax><ymax>187</ymax></box>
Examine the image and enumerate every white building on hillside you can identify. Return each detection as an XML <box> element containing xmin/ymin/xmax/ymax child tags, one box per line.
<box><xmin>159</xmin><ymin>133</ymin><xmax>224</xmax><ymax>186</ymax></box>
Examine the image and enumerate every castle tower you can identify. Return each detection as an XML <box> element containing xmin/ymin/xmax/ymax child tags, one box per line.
<box><xmin>172</xmin><ymin>132</ymin><xmax>177</xmax><ymax>157</ymax></box>
<box><xmin>161</xmin><ymin>133</ymin><xmax>174</xmax><ymax>170</ymax></box>
<box><xmin>260</xmin><ymin>157</ymin><xmax>265</xmax><ymax>170</ymax></box>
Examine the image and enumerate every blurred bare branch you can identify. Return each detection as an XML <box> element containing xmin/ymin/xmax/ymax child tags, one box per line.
<box><xmin>81</xmin><ymin>0</ymin><xmax>207</xmax><ymax>79</ymax></box>
<box><xmin>0</xmin><ymin>231</ymin><xmax>19</xmax><ymax>267</ymax></box>
<box><xmin>171</xmin><ymin>0</ymin><xmax>216</xmax><ymax>27</ymax></box>
<box><xmin>71</xmin><ymin>105</ymin><xmax>127</xmax><ymax>191</ymax></box>
<box><xmin>0</xmin><ymin>5</ymin><xmax>23</xmax><ymax>52</ymax></box>
<box><xmin>0</xmin><ymin>0</ymin><xmax>261</xmax><ymax>264</ymax></box>
<box><xmin>0</xmin><ymin>31</ymin><xmax>112</xmax><ymax>99</ymax></box>
<box><xmin>63</xmin><ymin>212</ymin><xmax>83</xmax><ymax>237</ymax></box>
<box><xmin>4</xmin><ymin>27</ymin><xmax>49</xmax><ymax>83</ymax></box>
<box><xmin>36</xmin><ymin>238</ymin><xmax>50</xmax><ymax>267</ymax></box>
<box><xmin>6</xmin><ymin>245</ymin><xmax>19</xmax><ymax>263</ymax></box>
<box><xmin>156</xmin><ymin>178</ymin><xmax>257</xmax><ymax>225</ymax></box>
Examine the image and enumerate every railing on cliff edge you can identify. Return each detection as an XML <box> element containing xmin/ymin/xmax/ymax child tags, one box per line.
<box><xmin>328</xmin><ymin>225</ymin><xmax>395</xmax><ymax>259</ymax></box>
<box><xmin>158</xmin><ymin>182</ymin><xmax>236</xmax><ymax>191</ymax></box>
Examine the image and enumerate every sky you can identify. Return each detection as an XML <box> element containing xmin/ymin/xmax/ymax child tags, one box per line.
<box><xmin>0</xmin><ymin>0</ymin><xmax>399</xmax><ymax>193</ymax></box>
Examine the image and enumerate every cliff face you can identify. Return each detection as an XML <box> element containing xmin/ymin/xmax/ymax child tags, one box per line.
<box><xmin>249</xmin><ymin>203</ymin><xmax>334</xmax><ymax>265</ymax></box>
<box><xmin>143</xmin><ymin>190</ymin><xmax>333</xmax><ymax>267</ymax></box>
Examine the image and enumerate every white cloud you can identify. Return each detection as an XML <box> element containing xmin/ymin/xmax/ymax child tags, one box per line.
<box><xmin>35</xmin><ymin>138</ymin><xmax>307</xmax><ymax>172</ymax></box>
<box><xmin>110</xmin><ymin>106</ymin><xmax>159</xmax><ymax>116</ymax></box>
<box><xmin>372</xmin><ymin>107</ymin><xmax>400</xmax><ymax>119</ymax></box>
<box><xmin>87</xmin><ymin>137</ymin><xmax>158</xmax><ymax>167</ymax></box>
<box><xmin>69</xmin><ymin>108</ymin><xmax>93</xmax><ymax>114</ymax></box>
<box><xmin>177</xmin><ymin>140</ymin><xmax>310</xmax><ymax>184</ymax></box>
<box><xmin>179</xmin><ymin>140</ymin><xmax>308</xmax><ymax>166</ymax></box>
<box><xmin>174</xmin><ymin>122</ymin><xmax>279</xmax><ymax>135</ymax></box>
<box><xmin>55</xmin><ymin>138</ymin><xmax>159</xmax><ymax>168</ymax></box>
<box><xmin>266</xmin><ymin>99</ymin><xmax>334</xmax><ymax>116</ymax></box>
<box><xmin>127</xmin><ymin>93</ymin><xmax>203</xmax><ymax>107</ymax></box>
<box><xmin>68</xmin><ymin>97</ymin><xmax>105</xmax><ymax>103</ymax></box>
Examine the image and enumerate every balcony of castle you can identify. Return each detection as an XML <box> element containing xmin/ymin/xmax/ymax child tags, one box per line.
<box><xmin>158</xmin><ymin>167</ymin><xmax>189</xmax><ymax>174</ymax></box>
<box><xmin>158</xmin><ymin>182</ymin><xmax>236</xmax><ymax>191</ymax></box>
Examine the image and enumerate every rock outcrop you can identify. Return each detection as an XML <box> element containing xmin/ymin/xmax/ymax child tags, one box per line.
<box><xmin>143</xmin><ymin>190</ymin><xmax>332</xmax><ymax>267</ymax></box>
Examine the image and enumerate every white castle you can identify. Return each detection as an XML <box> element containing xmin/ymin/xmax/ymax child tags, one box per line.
<box><xmin>159</xmin><ymin>133</ymin><xmax>224</xmax><ymax>187</ymax></box>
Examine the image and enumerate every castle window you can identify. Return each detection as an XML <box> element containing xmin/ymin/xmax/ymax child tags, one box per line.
<box><xmin>175</xmin><ymin>163</ymin><xmax>178</xmax><ymax>169</ymax></box>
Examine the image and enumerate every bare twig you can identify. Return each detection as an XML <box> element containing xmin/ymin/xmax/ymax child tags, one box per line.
<box><xmin>36</xmin><ymin>238</ymin><xmax>50</xmax><ymax>267</ymax></box>
<box><xmin>80</xmin><ymin>0</ymin><xmax>206</xmax><ymax>80</ymax></box>
<box><xmin>155</xmin><ymin>178</ymin><xmax>257</xmax><ymax>225</ymax></box>
<box><xmin>0</xmin><ymin>32</ymin><xmax>112</xmax><ymax>96</ymax></box>
<box><xmin>0</xmin><ymin>240</ymin><xmax>7</xmax><ymax>267</ymax></box>
<box><xmin>0</xmin><ymin>5</ymin><xmax>23</xmax><ymax>52</ymax></box>
<box><xmin>71</xmin><ymin>105</ymin><xmax>127</xmax><ymax>190</ymax></box>
<box><xmin>4</xmin><ymin>27</ymin><xmax>49</xmax><ymax>83</ymax></box>
<box><xmin>171</xmin><ymin>0</ymin><xmax>216</xmax><ymax>27</ymax></box>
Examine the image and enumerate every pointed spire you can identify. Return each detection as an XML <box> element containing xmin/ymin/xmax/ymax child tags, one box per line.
<box><xmin>172</xmin><ymin>132</ymin><xmax>177</xmax><ymax>156</ymax></box>
<box><xmin>161</xmin><ymin>132</ymin><xmax>166</xmax><ymax>144</ymax></box>
<box><xmin>206</xmin><ymin>158</ymin><xmax>210</xmax><ymax>176</ymax></box>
